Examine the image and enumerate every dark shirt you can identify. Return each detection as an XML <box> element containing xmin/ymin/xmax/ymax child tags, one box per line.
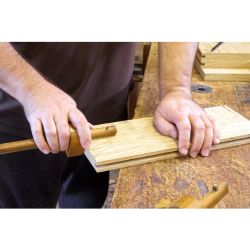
<box><xmin>0</xmin><ymin>42</ymin><xmax>136</xmax><ymax>137</ymax></box>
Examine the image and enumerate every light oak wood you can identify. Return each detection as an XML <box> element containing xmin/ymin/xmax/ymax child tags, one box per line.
<box><xmin>90</xmin><ymin>137</ymin><xmax>250</xmax><ymax>172</ymax></box>
<box><xmin>198</xmin><ymin>42</ymin><xmax>250</xmax><ymax>60</ymax></box>
<box><xmin>85</xmin><ymin>105</ymin><xmax>250</xmax><ymax>172</ymax></box>
<box><xmin>195</xmin><ymin>60</ymin><xmax>250</xmax><ymax>82</ymax></box>
<box><xmin>195</xmin><ymin>57</ymin><xmax>250</xmax><ymax>69</ymax></box>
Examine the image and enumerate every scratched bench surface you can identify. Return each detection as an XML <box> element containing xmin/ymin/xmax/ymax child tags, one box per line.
<box><xmin>111</xmin><ymin>43</ymin><xmax>250</xmax><ymax>208</ymax></box>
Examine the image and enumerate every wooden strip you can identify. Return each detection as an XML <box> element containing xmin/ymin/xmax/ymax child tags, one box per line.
<box><xmin>195</xmin><ymin>57</ymin><xmax>250</xmax><ymax>69</ymax></box>
<box><xmin>85</xmin><ymin>106</ymin><xmax>250</xmax><ymax>171</ymax></box>
<box><xmin>198</xmin><ymin>42</ymin><xmax>250</xmax><ymax>61</ymax></box>
<box><xmin>194</xmin><ymin>60</ymin><xmax>250</xmax><ymax>82</ymax></box>
<box><xmin>202</xmin><ymin>68</ymin><xmax>250</xmax><ymax>82</ymax></box>
<box><xmin>93</xmin><ymin>137</ymin><xmax>250</xmax><ymax>172</ymax></box>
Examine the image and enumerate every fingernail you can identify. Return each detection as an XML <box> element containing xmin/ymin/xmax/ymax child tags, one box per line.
<box><xmin>43</xmin><ymin>150</ymin><xmax>49</xmax><ymax>154</ymax></box>
<box><xmin>202</xmin><ymin>150</ymin><xmax>209</xmax><ymax>157</ymax></box>
<box><xmin>215</xmin><ymin>138</ymin><xmax>220</xmax><ymax>144</ymax></box>
<box><xmin>180</xmin><ymin>148</ymin><xmax>188</xmax><ymax>155</ymax></box>
<box><xmin>190</xmin><ymin>152</ymin><xmax>197</xmax><ymax>158</ymax></box>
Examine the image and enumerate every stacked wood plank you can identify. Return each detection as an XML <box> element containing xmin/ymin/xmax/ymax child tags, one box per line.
<box><xmin>85</xmin><ymin>105</ymin><xmax>250</xmax><ymax>172</ymax></box>
<box><xmin>195</xmin><ymin>42</ymin><xmax>250</xmax><ymax>81</ymax></box>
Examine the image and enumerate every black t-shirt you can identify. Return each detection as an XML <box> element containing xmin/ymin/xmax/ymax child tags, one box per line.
<box><xmin>0</xmin><ymin>42</ymin><xmax>136</xmax><ymax>137</ymax></box>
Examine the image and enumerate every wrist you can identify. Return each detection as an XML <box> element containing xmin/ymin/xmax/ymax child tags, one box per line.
<box><xmin>16</xmin><ymin>78</ymin><xmax>49</xmax><ymax>105</ymax></box>
<box><xmin>160</xmin><ymin>85</ymin><xmax>192</xmax><ymax>100</ymax></box>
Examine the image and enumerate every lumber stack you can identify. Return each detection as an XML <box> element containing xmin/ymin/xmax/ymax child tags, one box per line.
<box><xmin>195</xmin><ymin>42</ymin><xmax>250</xmax><ymax>81</ymax></box>
<box><xmin>85</xmin><ymin>106</ymin><xmax>250</xmax><ymax>172</ymax></box>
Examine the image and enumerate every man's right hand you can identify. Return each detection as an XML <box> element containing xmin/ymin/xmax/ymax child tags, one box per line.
<box><xmin>22</xmin><ymin>81</ymin><xmax>92</xmax><ymax>154</ymax></box>
<box><xmin>0</xmin><ymin>43</ymin><xmax>92</xmax><ymax>154</ymax></box>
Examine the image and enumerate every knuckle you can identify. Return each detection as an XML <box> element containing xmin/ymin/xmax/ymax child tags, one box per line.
<box><xmin>47</xmin><ymin>130</ymin><xmax>57</xmax><ymax>137</ymax></box>
<box><xmin>60</xmin><ymin>130</ymin><xmax>70</xmax><ymax>138</ymax></box>
<box><xmin>176</xmin><ymin>115</ymin><xmax>185</xmax><ymax>123</ymax></box>
<box><xmin>33</xmin><ymin>128</ymin><xmax>41</xmax><ymax>135</ymax></box>
<box><xmin>181</xmin><ymin>124</ymin><xmax>191</xmax><ymax>131</ymax></box>
<box><xmin>206</xmin><ymin>124</ymin><xmax>213</xmax><ymax>130</ymax></box>
<box><xmin>180</xmin><ymin>140</ymin><xmax>190</xmax><ymax>146</ymax></box>
<box><xmin>195</xmin><ymin>125</ymin><xmax>205</xmax><ymax>132</ymax></box>
<box><xmin>50</xmin><ymin>145</ymin><xmax>59</xmax><ymax>152</ymax></box>
<box><xmin>75</xmin><ymin>117</ymin><xmax>84</xmax><ymax>125</ymax></box>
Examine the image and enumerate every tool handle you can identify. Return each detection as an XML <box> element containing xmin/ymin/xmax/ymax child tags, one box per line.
<box><xmin>0</xmin><ymin>139</ymin><xmax>37</xmax><ymax>154</ymax></box>
<box><xmin>0</xmin><ymin>125</ymin><xmax>117</xmax><ymax>155</ymax></box>
<box><xmin>196</xmin><ymin>182</ymin><xmax>229</xmax><ymax>208</ymax></box>
<box><xmin>171</xmin><ymin>183</ymin><xmax>229</xmax><ymax>208</ymax></box>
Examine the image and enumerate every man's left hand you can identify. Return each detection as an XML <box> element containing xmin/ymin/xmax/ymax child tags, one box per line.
<box><xmin>154</xmin><ymin>91</ymin><xmax>220</xmax><ymax>157</ymax></box>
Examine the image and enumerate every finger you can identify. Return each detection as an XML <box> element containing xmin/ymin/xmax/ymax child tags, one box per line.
<box><xmin>154</xmin><ymin>116</ymin><xmax>178</xmax><ymax>139</ymax></box>
<box><xmin>175</xmin><ymin>115</ymin><xmax>191</xmax><ymax>155</ymax></box>
<box><xmin>208</xmin><ymin>115</ymin><xmax>220</xmax><ymax>144</ymax></box>
<box><xmin>200</xmin><ymin>115</ymin><xmax>213</xmax><ymax>156</ymax></box>
<box><xmin>69</xmin><ymin>109</ymin><xmax>91</xmax><ymax>149</ymax></box>
<box><xmin>189</xmin><ymin>115</ymin><xmax>206</xmax><ymax>158</ymax></box>
<box><xmin>29</xmin><ymin>118</ymin><xmax>50</xmax><ymax>154</ymax></box>
<box><xmin>55</xmin><ymin>116</ymin><xmax>70</xmax><ymax>152</ymax></box>
<box><xmin>41</xmin><ymin>116</ymin><xmax>60</xmax><ymax>153</ymax></box>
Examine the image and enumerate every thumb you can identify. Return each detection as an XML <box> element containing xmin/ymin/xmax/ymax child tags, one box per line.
<box><xmin>154</xmin><ymin>116</ymin><xmax>178</xmax><ymax>139</ymax></box>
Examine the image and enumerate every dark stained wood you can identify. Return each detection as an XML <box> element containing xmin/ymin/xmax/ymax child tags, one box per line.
<box><xmin>112</xmin><ymin>43</ymin><xmax>250</xmax><ymax>208</ymax></box>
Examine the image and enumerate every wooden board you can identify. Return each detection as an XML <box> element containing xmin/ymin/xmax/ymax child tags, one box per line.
<box><xmin>195</xmin><ymin>56</ymin><xmax>250</xmax><ymax>69</ymax></box>
<box><xmin>197</xmin><ymin>42</ymin><xmax>250</xmax><ymax>61</ymax></box>
<box><xmin>195</xmin><ymin>64</ymin><xmax>250</xmax><ymax>82</ymax></box>
<box><xmin>85</xmin><ymin>105</ymin><xmax>250</xmax><ymax>172</ymax></box>
<box><xmin>92</xmin><ymin>138</ymin><xmax>250</xmax><ymax>172</ymax></box>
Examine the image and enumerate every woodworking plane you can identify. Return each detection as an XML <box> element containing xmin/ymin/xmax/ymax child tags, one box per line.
<box><xmin>0</xmin><ymin>124</ymin><xmax>117</xmax><ymax>157</ymax></box>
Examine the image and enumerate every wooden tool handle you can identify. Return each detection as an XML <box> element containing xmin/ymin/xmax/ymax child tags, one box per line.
<box><xmin>0</xmin><ymin>125</ymin><xmax>117</xmax><ymax>155</ymax></box>
<box><xmin>172</xmin><ymin>183</ymin><xmax>229</xmax><ymax>208</ymax></box>
<box><xmin>0</xmin><ymin>139</ymin><xmax>37</xmax><ymax>154</ymax></box>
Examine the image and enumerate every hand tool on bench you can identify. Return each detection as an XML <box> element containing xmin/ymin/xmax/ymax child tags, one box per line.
<box><xmin>156</xmin><ymin>183</ymin><xmax>229</xmax><ymax>208</ymax></box>
<box><xmin>0</xmin><ymin>124</ymin><xmax>117</xmax><ymax>157</ymax></box>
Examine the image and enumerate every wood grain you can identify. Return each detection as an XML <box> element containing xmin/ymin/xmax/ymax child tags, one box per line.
<box><xmin>195</xmin><ymin>61</ymin><xmax>250</xmax><ymax>82</ymax></box>
<box><xmin>91</xmin><ymin>137</ymin><xmax>250</xmax><ymax>172</ymax></box>
<box><xmin>111</xmin><ymin>43</ymin><xmax>250</xmax><ymax>208</ymax></box>
<box><xmin>85</xmin><ymin>105</ymin><xmax>250</xmax><ymax>172</ymax></box>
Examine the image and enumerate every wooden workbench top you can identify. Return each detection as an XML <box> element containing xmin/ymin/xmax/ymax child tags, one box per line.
<box><xmin>111</xmin><ymin>43</ymin><xmax>250</xmax><ymax>208</ymax></box>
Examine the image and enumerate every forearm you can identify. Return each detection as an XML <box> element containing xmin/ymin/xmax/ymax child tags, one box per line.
<box><xmin>0</xmin><ymin>42</ymin><xmax>48</xmax><ymax>104</ymax></box>
<box><xmin>158</xmin><ymin>42</ymin><xmax>198</xmax><ymax>99</ymax></box>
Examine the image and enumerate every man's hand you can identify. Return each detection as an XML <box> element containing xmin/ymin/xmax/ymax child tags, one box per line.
<box><xmin>154</xmin><ymin>91</ymin><xmax>220</xmax><ymax>157</ymax></box>
<box><xmin>0</xmin><ymin>43</ymin><xmax>92</xmax><ymax>155</ymax></box>
<box><xmin>22</xmin><ymin>82</ymin><xmax>92</xmax><ymax>154</ymax></box>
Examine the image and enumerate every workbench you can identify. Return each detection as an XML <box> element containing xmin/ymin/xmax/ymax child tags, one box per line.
<box><xmin>111</xmin><ymin>43</ymin><xmax>250</xmax><ymax>208</ymax></box>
